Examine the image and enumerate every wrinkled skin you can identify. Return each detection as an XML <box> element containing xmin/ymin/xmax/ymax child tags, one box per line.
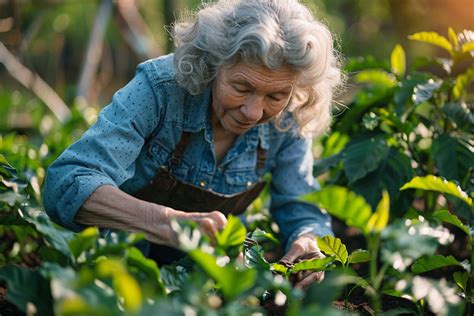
<box><xmin>279</xmin><ymin>233</ymin><xmax>325</xmax><ymax>289</ymax></box>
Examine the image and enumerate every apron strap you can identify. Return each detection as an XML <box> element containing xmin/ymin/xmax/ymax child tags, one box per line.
<box><xmin>169</xmin><ymin>132</ymin><xmax>192</xmax><ymax>167</ymax></box>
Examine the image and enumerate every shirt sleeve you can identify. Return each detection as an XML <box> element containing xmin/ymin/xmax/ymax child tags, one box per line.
<box><xmin>270</xmin><ymin>131</ymin><xmax>333</xmax><ymax>252</ymax></box>
<box><xmin>42</xmin><ymin>63</ymin><xmax>162</xmax><ymax>232</ymax></box>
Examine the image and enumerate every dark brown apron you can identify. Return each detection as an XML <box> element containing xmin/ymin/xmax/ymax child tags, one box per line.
<box><xmin>133</xmin><ymin>132</ymin><xmax>267</xmax><ymax>265</ymax></box>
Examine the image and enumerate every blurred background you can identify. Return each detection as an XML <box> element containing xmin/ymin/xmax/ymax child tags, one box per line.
<box><xmin>0</xmin><ymin>0</ymin><xmax>473</xmax><ymax>134</ymax></box>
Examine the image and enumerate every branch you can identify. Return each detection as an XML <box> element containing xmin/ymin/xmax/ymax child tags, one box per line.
<box><xmin>0</xmin><ymin>41</ymin><xmax>71</xmax><ymax>123</ymax></box>
<box><xmin>76</xmin><ymin>0</ymin><xmax>113</xmax><ymax>107</ymax></box>
<box><xmin>115</xmin><ymin>0</ymin><xmax>163</xmax><ymax>60</ymax></box>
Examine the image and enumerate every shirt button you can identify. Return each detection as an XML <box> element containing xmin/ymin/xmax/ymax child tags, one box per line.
<box><xmin>199</xmin><ymin>180</ymin><xmax>207</xmax><ymax>187</ymax></box>
<box><xmin>246</xmin><ymin>181</ymin><xmax>253</xmax><ymax>187</ymax></box>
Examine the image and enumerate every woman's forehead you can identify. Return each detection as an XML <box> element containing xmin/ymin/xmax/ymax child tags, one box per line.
<box><xmin>221</xmin><ymin>62</ymin><xmax>298</xmax><ymax>88</ymax></box>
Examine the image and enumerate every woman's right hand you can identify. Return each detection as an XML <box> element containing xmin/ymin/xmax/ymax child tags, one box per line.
<box><xmin>167</xmin><ymin>209</ymin><xmax>228</xmax><ymax>244</ymax></box>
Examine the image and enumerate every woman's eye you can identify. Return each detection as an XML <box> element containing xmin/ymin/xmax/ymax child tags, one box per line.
<box><xmin>233</xmin><ymin>84</ymin><xmax>250</xmax><ymax>93</ymax></box>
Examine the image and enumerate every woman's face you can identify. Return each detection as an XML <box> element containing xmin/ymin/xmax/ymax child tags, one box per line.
<box><xmin>211</xmin><ymin>63</ymin><xmax>298</xmax><ymax>135</ymax></box>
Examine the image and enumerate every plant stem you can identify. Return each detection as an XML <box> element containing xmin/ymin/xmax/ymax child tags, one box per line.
<box><xmin>368</xmin><ymin>233</ymin><xmax>382</xmax><ymax>314</ymax></box>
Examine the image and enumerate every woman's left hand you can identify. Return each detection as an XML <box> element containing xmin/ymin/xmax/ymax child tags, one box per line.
<box><xmin>278</xmin><ymin>233</ymin><xmax>325</xmax><ymax>289</ymax></box>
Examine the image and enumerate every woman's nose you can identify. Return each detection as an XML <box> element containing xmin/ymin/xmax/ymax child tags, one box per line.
<box><xmin>240</xmin><ymin>96</ymin><xmax>264</xmax><ymax>122</ymax></box>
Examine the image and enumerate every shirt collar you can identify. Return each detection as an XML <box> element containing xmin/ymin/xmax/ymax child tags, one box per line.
<box><xmin>182</xmin><ymin>85</ymin><xmax>212</xmax><ymax>133</ymax></box>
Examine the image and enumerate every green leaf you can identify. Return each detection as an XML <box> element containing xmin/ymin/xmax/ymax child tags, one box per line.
<box><xmin>412</xmin><ymin>79</ymin><xmax>442</xmax><ymax>104</ymax></box>
<box><xmin>22</xmin><ymin>208</ymin><xmax>74</xmax><ymax>259</ymax></box>
<box><xmin>215</xmin><ymin>215</ymin><xmax>246</xmax><ymax>250</ymax></box>
<box><xmin>461</xmin><ymin>41</ymin><xmax>474</xmax><ymax>54</ymax></box>
<box><xmin>452</xmin><ymin>67</ymin><xmax>474</xmax><ymax>100</ymax></box>
<box><xmin>270</xmin><ymin>263</ymin><xmax>289</xmax><ymax>275</ymax></box>
<box><xmin>447</xmin><ymin>27</ymin><xmax>459</xmax><ymax>48</ymax></box>
<box><xmin>391</xmin><ymin>44</ymin><xmax>406</xmax><ymax>77</ymax></box>
<box><xmin>348</xmin><ymin>249</ymin><xmax>371</xmax><ymax>264</ymax></box>
<box><xmin>249</xmin><ymin>228</ymin><xmax>280</xmax><ymax>245</ymax></box>
<box><xmin>291</xmin><ymin>256</ymin><xmax>336</xmax><ymax>273</ymax></box>
<box><xmin>441</xmin><ymin>102</ymin><xmax>474</xmax><ymax>132</ymax></box>
<box><xmin>189</xmin><ymin>249</ymin><xmax>256</xmax><ymax>300</ymax></box>
<box><xmin>244</xmin><ymin>243</ymin><xmax>270</xmax><ymax>271</ymax></box>
<box><xmin>343</xmin><ymin>135</ymin><xmax>390</xmax><ymax>184</ymax></box>
<box><xmin>313</xmin><ymin>153</ymin><xmax>343</xmax><ymax>177</ymax></box>
<box><xmin>302</xmin><ymin>186</ymin><xmax>372</xmax><ymax>232</ymax></box>
<box><xmin>322</xmin><ymin>131</ymin><xmax>350</xmax><ymax>158</ymax></box>
<box><xmin>400</xmin><ymin>175</ymin><xmax>472</xmax><ymax>206</ymax></box>
<box><xmin>354</xmin><ymin>70</ymin><xmax>397</xmax><ymax>88</ymax></box>
<box><xmin>408</xmin><ymin>31</ymin><xmax>452</xmax><ymax>53</ymax></box>
<box><xmin>344</xmin><ymin>56</ymin><xmax>390</xmax><ymax>72</ymax></box>
<box><xmin>0</xmin><ymin>265</ymin><xmax>54</xmax><ymax>315</ymax></box>
<box><xmin>432</xmin><ymin>210</ymin><xmax>469</xmax><ymax>235</ymax></box>
<box><xmin>367</xmin><ymin>190</ymin><xmax>390</xmax><ymax>233</ymax></box>
<box><xmin>351</xmin><ymin>148</ymin><xmax>414</xmax><ymax>217</ymax></box>
<box><xmin>411</xmin><ymin>255</ymin><xmax>462</xmax><ymax>274</ymax></box>
<box><xmin>316</xmin><ymin>236</ymin><xmax>348</xmax><ymax>265</ymax></box>
<box><xmin>433</xmin><ymin>134</ymin><xmax>473</xmax><ymax>185</ymax></box>
<box><xmin>126</xmin><ymin>247</ymin><xmax>166</xmax><ymax>295</ymax></box>
<box><xmin>68</xmin><ymin>226</ymin><xmax>100</xmax><ymax>259</ymax></box>
<box><xmin>453</xmin><ymin>271</ymin><xmax>468</xmax><ymax>292</ymax></box>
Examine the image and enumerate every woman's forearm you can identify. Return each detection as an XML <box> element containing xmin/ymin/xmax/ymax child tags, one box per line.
<box><xmin>75</xmin><ymin>185</ymin><xmax>176</xmax><ymax>245</ymax></box>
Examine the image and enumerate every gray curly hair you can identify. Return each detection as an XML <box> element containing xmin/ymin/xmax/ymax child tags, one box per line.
<box><xmin>172</xmin><ymin>0</ymin><xmax>344</xmax><ymax>138</ymax></box>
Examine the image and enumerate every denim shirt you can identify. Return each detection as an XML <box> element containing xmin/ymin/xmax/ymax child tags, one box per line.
<box><xmin>43</xmin><ymin>54</ymin><xmax>333</xmax><ymax>251</ymax></box>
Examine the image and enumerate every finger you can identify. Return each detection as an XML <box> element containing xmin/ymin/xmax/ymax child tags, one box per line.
<box><xmin>209</xmin><ymin>211</ymin><xmax>227</xmax><ymax>230</ymax></box>
<box><xmin>279</xmin><ymin>241</ymin><xmax>306</xmax><ymax>265</ymax></box>
<box><xmin>198</xmin><ymin>218</ymin><xmax>218</xmax><ymax>242</ymax></box>
<box><xmin>294</xmin><ymin>271</ymin><xmax>325</xmax><ymax>289</ymax></box>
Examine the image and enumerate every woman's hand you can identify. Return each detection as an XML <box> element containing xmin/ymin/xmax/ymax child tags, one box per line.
<box><xmin>171</xmin><ymin>210</ymin><xmax>228</xmax><ymax>244</ymax></box>
<box><xmin>279</xmin><ymin>233</ymin><xmax>325</xmax><ymax>289</ymax></box>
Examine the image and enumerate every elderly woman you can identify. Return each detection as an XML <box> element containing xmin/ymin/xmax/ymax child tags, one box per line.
<box><xmin>43</xmin><ymin>0</ymin><xmax>342</xmax><ymax>288</ymax></box>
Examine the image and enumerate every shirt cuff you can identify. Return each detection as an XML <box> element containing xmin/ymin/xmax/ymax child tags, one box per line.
<box><xmin>55</xmin><ymin>174</ymin><xmax>116</xmax><ymax>232</ymax></box>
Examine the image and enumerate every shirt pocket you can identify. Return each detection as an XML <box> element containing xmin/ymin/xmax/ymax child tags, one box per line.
<box><xmin>148</xmin><ymin>139</ymin><xmax>172</xmax><ymax>167</ymax></box>
<box><xmin>224</xmin><ymin>169</ymin><xmax>259</xmax><ymax>193</ymax></box>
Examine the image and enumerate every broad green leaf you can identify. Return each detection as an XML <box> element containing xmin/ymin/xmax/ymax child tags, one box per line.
<box><xmin>351</xmin><ymin>148</ymin><xmax>413</xmax><ymax>216</ymax></box>
<box><xmin>462</xmin><ymin>41</ymin><xmax>474</xmax><ymax>54</ymax></box>
<box><xmin>68</xmin><ymin>226</ymin><xmax>100</xmax><ymax>259</ymax></box>
<box><xmin>313</xmin><ymin>153</ymin><xmax>343</xmax><ymax>177</ymax></box>
<box><xmin>441</xmin><ymin>102</ymin><xmax>474</xmax><ymax>132</ymax></box>
<box><xmin>412</xmin><ymin>79</ymin><xmax>442</xmax><ymax>104</ymax></box>
<box><xmin>448</xmin><ymin>27</ymin><xmax>459</xmax><ymax>48</ymax></box>
<box><xmin>453</xmin><ymin>271</ymin><xmax>468</xmax><ymax>292</ymax></box>
<box><xmin>343</xmin><ymin>135</ymin><xmax>390</xmax><ymax>184</ymax></box>
<box><xmin>244</xmin><ymin>243</ymin><xmax>270</xmax><ymax>271</ymax></box>
<box><xmin>22</xmin><ymin>208</ymin><xmax>74</xmax><ymax>259</ymax></box>
<box><xmin>411</xmin><ymin>255</ymin><xmax>462</xmax><ymax>274</ymax></box>
<box><xmin>113</xmin><ymin>272</ymin><xmax>143</xmax><ymax>312</ymax></box>
<box><xmin>189</xmin><ymin>249</ymin><xmax>256</xmax><ymax>300</ymax></box>
<box><xmin>215</xmin><ymin>215</ymin><xmax>246</xmax><ymax>250</ymax></box>
<box><xmin>452</xmin><ymin>67</ymin><xmax>474</xmax><ymax>100</ymax></box>
<box><xmin>270</xmin><ymin>263</ymin><xmax>289</xmax><ymax>275</ymax></box>
<box><xmin>126</xmin><ymin>247</ymin><xmax>166</xmax><ymax>295</ymax></box>
<box><xmin>348</xmin><ymin>249</ymin><xmax>371</xmax><ymax>264</ymax></box>
<box><xmin>291</xmin><ymin>256</ymin><xmax>336</xmax><ymax>273</ymax></box>
<box><xmin>0</xmin><ymin>265</ymin><xmax>54</xmax><ymax>315</ymax></box>
<box><xmin>302</xmin><ymin>186</ymin><xmax>372</xmax><ymax>232</ymax></box>
<box><xmin>408</xmin><ymin>32</ymin><xmax>452</xmax><ymax>53</ymax></box>
<box><xmin>316</xmin><ymin>236</ymin><xmax>348</xmax><ymax>265</ymax></box>
<box><xmin>400</xmin><ymin>175</ymin><xmax>472</xmax><ymax>206</ymax></box>
<box><xmin>354</xmin><ymin>70</ymin><xmax>397</xmax><ymax>88</ymax></box>
<box><xmin>249</xmin><ymin>228</ymin><xmax>280</xmax><ymax>245</ymax></box>
<box><xmin>367</xmin><ymin>190</ymin><xmax>390</xmax><ymax>232</ymax></box>
<box><xmin>432</xmin><ymin>210</ymin><xmax>469</xmax><ymax>235</ymax></box>
<box><xmin>322</xmin><ymin>131</ymin><xmax>349</xmax><ymax>158</ymax></box>
<box><xmin>433</xmin><ymin>134</ymin><xmax>473</xmax><ymax>185</ymax></box>
<box><xmin>391</xmin><ymin>44</ymin><xmax>406</xmax><ymax>77</ymax></box>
